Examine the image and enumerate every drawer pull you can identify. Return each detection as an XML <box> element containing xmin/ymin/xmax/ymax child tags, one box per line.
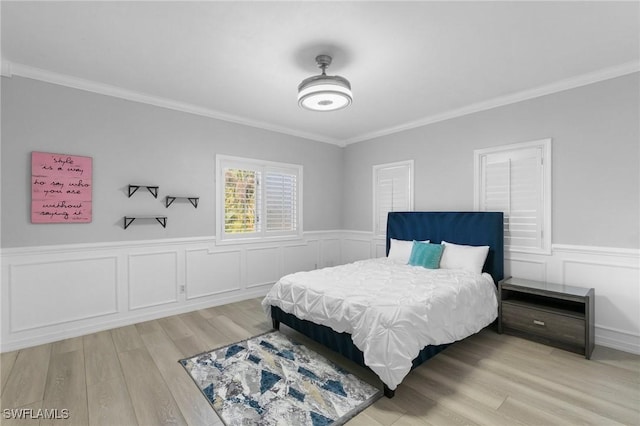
<box><xmin>533</xmin><ymin>320</ymin><xmax>545</xmax><ymax>326</ymax></box>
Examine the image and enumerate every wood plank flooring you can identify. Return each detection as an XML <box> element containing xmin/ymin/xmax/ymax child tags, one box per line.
<box><xmin>1</xmin><ymin>298</ymin><xmax>638</xmax><ymax>425</ymax></box>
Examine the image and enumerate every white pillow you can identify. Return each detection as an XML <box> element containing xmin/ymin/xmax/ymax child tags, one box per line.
<box><xmin>388</xmin><ymin>238</ymin><xmax>429</xmax><ymax>263</ymax></box>
<box><xmin>439</xmin><ymin>241</ymin><xmax>490</xmax><ymax>274</ymax></box>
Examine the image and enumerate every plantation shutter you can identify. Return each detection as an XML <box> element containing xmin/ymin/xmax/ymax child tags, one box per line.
<box><xmin>264</xmin><ymin>169</ymin><xmax>298</xmax><ymax>233</ymax></box>
<box><xmin>374</xmin><ymin>162</ymin><xmax>413</xmax><ymax>236</ymax></box>
<box><xmin>480</xmin><ymin>147</ymin><xmax>544</xmax><ymax>251</ymax></box>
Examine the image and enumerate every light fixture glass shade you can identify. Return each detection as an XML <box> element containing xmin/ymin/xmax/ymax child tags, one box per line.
<box><xmin>298</xmin><ymin>71</ymin><xmax>352</xmax><ymax>111</ymax></box>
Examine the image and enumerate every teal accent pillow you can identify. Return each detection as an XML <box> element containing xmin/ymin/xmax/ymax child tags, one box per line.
<box><xmin>407</xmin><ymin>241</ymin><xmax>444</xmax><ymax>269</ymax></box>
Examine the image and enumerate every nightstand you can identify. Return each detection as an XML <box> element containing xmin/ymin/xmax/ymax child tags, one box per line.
<box><xmin>498</xmin><ymin>277</ymin><xmax>595</xmax><ymax>359</ymax></box>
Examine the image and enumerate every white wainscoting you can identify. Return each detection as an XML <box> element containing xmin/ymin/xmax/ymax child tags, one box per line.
<box><xmin>369</xmin><ymin>233</ymin><xmax>640</xmax><ymax>355</ymax></box>
<box><xmin>185</xmin><ymin>248</ymin><xmax>242</xmax><ymax>298</ymax></box>
<box><xmin>8</xmin><ymin>256</ymin><xmax>118</xmax><ymax>333</ymax></box>
<box><xmin>507</xmin><ymin>245</ymin><xmax>640</xmax><ymax>354</ymax></box>
<box><xmin>368</xmin><ymin>234</ymin><xmax>640</xmax><ymax>354</ymax></box>
<box><xmin>342</xmin><ymin>233</ymin><xmax>374</xmax><ymax>264</ymax></box>
<box><xmin>0</xmin><ymin>232</ymin><xmax>343</xmax><ymax>352</ymax></box>
<box><xmin>2</xmin><ymin>232</ymin><xmax>639</xmax><ymax>355</ymax></box>
<box><xmin>128</xmin><ymin>251</ymin><xmax>179</xmax><ymax>310</ymax></box>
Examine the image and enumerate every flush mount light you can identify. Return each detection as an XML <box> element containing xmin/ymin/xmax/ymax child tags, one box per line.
<box><xmin>298</xmin><ymin>54</ymin><xmax>352</xmax><ymax>111</ymax></box>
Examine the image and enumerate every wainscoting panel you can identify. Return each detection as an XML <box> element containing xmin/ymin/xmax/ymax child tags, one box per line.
<box><xmin>339</xmin><ymin>232</ymin><xmax>640</xmax><ymax>354</ymax></box>
<box><xmin>319</xmin><ymin>238</ymin><xmax>341</xmax><ymax>268</ymax></box>
<box><xmin>2</xmin><ymin>233</ymin><xmax>638</xmax><ymax>355</ymax></box>
<box><xmin>245</xmin><ymin>246</ymin><xmax>281</xmax><ymax>288</ymax></box>
<box><xmin>505</xmin><ymin>257</ymin><xmax>547</xmax><ymax>282</ymax></box>
<box><xmin>506</xmin><ymin>245</ymin><xmax>639</xmax><ymax>354</ymax></box>
<box><xmin>341</xmin><ymin>237</ymin><xmax>372</xmax><ymax>264</ymax></box>
<box><xmin>374</xmin><ymin>240</ymin><xmax>386</xmax><ymax>258</ymax></box>
<box><xmin>1</xmin><ymin>232</ymin><xmax>341</xmax><ymax>352</ymax></box>
<box><xmin>185</xmin><ymin>249</ymin><xmax>242</xmax><ymax>299</ymax></box>
<box><xmin>128</xmin><ymin>251</ymin><xmax>179</xmax><ymax>310</ymax></box>
<box><xmin>282</xmin><ymin>241</ymin><xmax>319</xmax><ymax>276</ymax></box>
<box><xmin>9</xmin><ymin>257</ymin><xmax>118</xmax><ymax>332</ymax></box>
<box><xmin>562</xmin><ymin>258</ymin><xmax>640</xmax><ymax>352</ymax></box>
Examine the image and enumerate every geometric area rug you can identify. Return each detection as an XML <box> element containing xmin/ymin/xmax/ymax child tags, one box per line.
<box><xmin>179</xmin><ymin>331</ymin><xmax>382</xmax><ymax>426</ymax></box>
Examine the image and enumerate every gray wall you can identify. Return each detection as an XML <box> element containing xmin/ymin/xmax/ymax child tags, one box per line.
<box><xmin>343</xmin><ymin>73</ymin><xmax>640</xmax><ymax>249</ymax></box>
<box><xmin>1</xmin><ymin>76</ymin><xmax>343</xmax><ymax>247</ymax></box>
<box><xmin>3</xmin><ymin>73</ymin><xmax>638</xmax><ymax>249</ymax></box>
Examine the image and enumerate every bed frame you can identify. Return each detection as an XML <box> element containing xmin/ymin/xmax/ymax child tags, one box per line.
<box><xmin>270</xmin><ymin>211</ymin><xmax>504</xmax><ymax>398</ymax></box>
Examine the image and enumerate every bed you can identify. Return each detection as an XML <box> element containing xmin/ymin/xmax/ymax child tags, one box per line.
<box><xmin>263</xmin><ymin>211</ymin><xmax>504</xmax><ymax>398</ymax></box>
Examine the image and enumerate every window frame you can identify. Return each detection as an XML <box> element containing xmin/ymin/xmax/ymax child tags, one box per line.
<box><xmin>474</xmin><ymin>139</ymin><xmax>552</xmax><ymax>255</ymax></box>
<box><xmin>216</xmin><ymin>154</ymin><xmax>303</xmax><ymax>244</ymax></box>
<box><xmin>372</xmin><ymin>160</ymin><xmax>415</xmax><ymax>237</ymax></box>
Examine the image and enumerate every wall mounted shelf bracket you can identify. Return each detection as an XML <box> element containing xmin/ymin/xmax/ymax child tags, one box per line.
<box><xmin>123</xmin><ymin>216</ymin><xmax>167</xmax><ymax>229</ymax></box>
<box><xmin>165</xmin><ymin>196</ymin><xmax>199</xmax><ymax>208</ymax></box>
<box><xmin>128</xmin><ymin>185</ymin><xmax>159</xmax><ymax>198</ymax></box>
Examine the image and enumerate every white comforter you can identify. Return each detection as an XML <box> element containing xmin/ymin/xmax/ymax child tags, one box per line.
<box><xmin>262</xmin><ymin>258</ymin><xmax>498</xmax><ymax>390</ymax></box>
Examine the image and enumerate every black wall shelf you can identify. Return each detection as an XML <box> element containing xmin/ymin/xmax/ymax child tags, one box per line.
<box><xmin>165</xmin><ymin>196</ymin><xmax>199</xmax><ymax>208</ymax></box>
<box><xmin>123</xmin><ymin>216</ymin><xmax>167</xmax><ymax>229</ymax></box>
<box><xmin>128</xmin><ymin>185</ymin><xmax>159</xmax><ymax>198</ymax></box>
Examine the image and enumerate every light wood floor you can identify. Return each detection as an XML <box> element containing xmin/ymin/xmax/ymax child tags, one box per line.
<box><xmin>1</xmin><ymin>298</ymin><xmax>639</xmax><ymax>425</ymax></box>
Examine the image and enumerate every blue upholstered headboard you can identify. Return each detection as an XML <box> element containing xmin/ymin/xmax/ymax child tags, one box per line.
<box><xmin>386</xmin><ymin>212</ymin><xmax>504</xmax><ymax>283</ymax></box>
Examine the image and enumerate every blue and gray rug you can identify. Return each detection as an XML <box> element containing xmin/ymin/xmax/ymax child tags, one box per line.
<box><xmin>179</xmin><ymin>331</ymin><xmax>381</xmax><ymax>426</ymax></box>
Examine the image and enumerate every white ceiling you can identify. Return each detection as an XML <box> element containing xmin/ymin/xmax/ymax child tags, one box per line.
<box><xmin>2</xmin><ymin>1</ymin><xmax>639</xmax><ymax>146</ymax></box>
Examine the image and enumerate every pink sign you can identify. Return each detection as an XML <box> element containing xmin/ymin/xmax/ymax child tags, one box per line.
<box><xmin>31</xmin><ymin>151</ymin><xmax>92</xmax><ymax>223</ymax></box>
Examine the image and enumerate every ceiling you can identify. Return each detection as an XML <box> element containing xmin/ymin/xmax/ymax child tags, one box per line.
<box><xmin>2</xmin><ymin>1</ymin><xmax>639</xmax><ymax>146</ymax></box>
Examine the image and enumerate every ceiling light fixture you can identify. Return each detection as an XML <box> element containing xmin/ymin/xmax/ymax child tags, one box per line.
<box><xmin>298</xmin><ymin>54</ymin><xmax>352</xmax><ymax>112</ymax></box>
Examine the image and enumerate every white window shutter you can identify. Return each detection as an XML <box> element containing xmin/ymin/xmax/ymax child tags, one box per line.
<box><xmin>264</xmin><ymin>170</ymin><xmax>298</xmax><ymax>233</ymax></box>
<box><xmin>476</xmin><ymin>140</ymin><xmax>550</xmax><ymax>254</ymax></box>
<box><xmin>509</xmin><ymin>150</ymin><xmax>542</xmax><ymax>249</ymax></box>
<box><xmin>373</xmin><ymin>161</ymin><xmax>414</xmax><ymax>236</ymax></box>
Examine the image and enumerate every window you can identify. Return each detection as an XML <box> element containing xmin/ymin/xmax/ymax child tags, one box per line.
<box><xmin>373</xmin><ymin>160</ymin><xmax>414</xmax><ymax>236</ymax></box>
<box><xmin>474</xmin><ymin>139</ymin><xmax>551</xmax><ymax>254</ymax></box>
<box><xmin>216</xmin><ymin>155</ymin><xmax>302</xmax><ymax>242</ymax></box>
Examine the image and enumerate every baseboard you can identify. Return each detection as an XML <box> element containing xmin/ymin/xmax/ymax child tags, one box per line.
<box><xmin>594</xmin><ymin>325</ymin><xmax>640</xmax><ymax>355</ymax></box>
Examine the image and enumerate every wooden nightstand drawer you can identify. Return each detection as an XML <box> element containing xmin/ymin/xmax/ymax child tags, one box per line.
<box><xmin>502</xmin><ymin>302</ymin><xmax>585</xmax><ymax>346</ymax></box>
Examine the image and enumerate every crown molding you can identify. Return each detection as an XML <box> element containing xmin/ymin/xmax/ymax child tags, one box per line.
<box><xmin>3</xmin><ymin>59</ymin><xmax>637</xmax><ymax>148</ymax></box>
<box><xmin>1</xmin><ymin>61</ymin><xmax>344</xmax><ymax>146</ymax></box>
<box><xmin>342</xmin><ymin>61</ymin><xmax>640</xmax><ymax>145</ymax></box>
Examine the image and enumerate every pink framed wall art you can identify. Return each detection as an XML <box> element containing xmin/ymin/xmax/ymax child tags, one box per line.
<box><xmin>31</xmin><ymin>151</ymin><xmax>93</xmax><ymax>223</ymax></box>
